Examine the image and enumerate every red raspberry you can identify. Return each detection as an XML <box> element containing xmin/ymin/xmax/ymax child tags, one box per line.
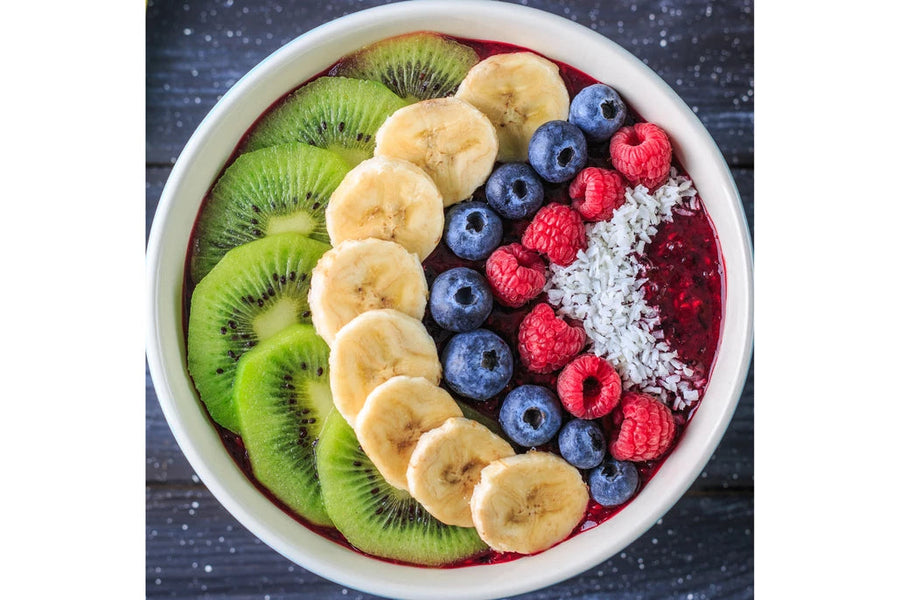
<box><xmin>556</xmin><ymin>354</ymin><xmax>622</xmax><ymax>419</ymax></box>
<box><xmin>609</xmin><ymin>392</ymin><xmax>676</xmax><ymax>462</ymax></box>
<box><xmin>521</xmin><ymin>203</ymin><xmax>586</xmax><ymax>267</ymax></box>
<box><xmin>517</xmin><ymin>303</ymin><xmax>586</xmax><ymax>374</ymax></box>
<box><xmin>609</xmin><ymin>122</ymin><xmax>672</xmax><ymax>190</ymax></box>
<box><xmin>569</xmin><ymin>168</ymin><xmax>626</xmax><ymax>222</ymax></box>
<box><xmin>485</xmin><ymin>243</ymin><xmax>546</xmax><ymax>308</ymax></box>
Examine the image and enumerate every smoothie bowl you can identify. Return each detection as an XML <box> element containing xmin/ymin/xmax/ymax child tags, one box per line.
<box><xmin>146</xmin><ymin>1</ymin><xmax>753</xmax><ymax>598</ymax></box>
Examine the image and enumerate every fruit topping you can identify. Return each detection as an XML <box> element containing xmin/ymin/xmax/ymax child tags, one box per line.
<box><xmin>521</xmin><ymin>202</ymin><xmax>587</xmax><ymax>267</ymax></box>
<box><xmin>316</xmin><ymin>411</ymin><xmax>487</xmax><ymax>566</ymax></box>
<box><xmin>187</xmin><ymin>233</ymin><xmax>329</xmax><ymax>433</ymax></box>
<box><xmin>333</xmin><ymin>32</ymin><xmax>480</xmax><ymax>102</ymax></box>
<box><xmin>406</xmin><ymin>417</ymin><xmax>515</xmax><ymax>527</ymax></box>
<box><xmin>587</xmin><ymin>457</ymin><xmax>639</xmax><ymax>507</ymax></box>
<box><xmin>484</xmin><ymin>243</ymin><xmax>546</xmax><ymax>308</ymax></box>
<box><xmin>556</xmin><ymin>354</ymin><xmax>622</xmax><ymax>419</ymax></box>
<box><xmin>190</xmin><ymin>142</ymin><xmax>349</xmax><ymax>283</ymax></box>
<box><xmin>443</xmin><ymin>201</ymin><xmax>503</xmax><ymax>261</ymax></box>
<box><xmin>485</xmin><ymin>162</ymin><xmax>545</xmax><ymax>220</ymax></box>
<box><xmin>442</xmin><ymin>329</ymin><xmax>514</xmax><ymax>401</ymax></box>
<box><xmin>374</xmin><ymin>96</ymin><xmax>499</xmax><ymax>205</ymax></box>
<box><xmin>498</xmin><ymin>384</ymin><xmax>563</xmax><ymax>447</ymax></box>
<box><xmin>568</xmin><ymin>167</ymin><xmax>626</xmax><ymax>222</ymax></box>
<box><xmin>456</xmin><ymin>52</ymin><xmax>570</xmax><ymax>162</ymax></box>
<box><xmin>232</xmin><ymin>324</ymin><xmax>334</xmax><ymax>526</ymax></box>
<box><xmin>355</xmin><ymin>376</ymin><xmax>463</xmax><ymax>491</ymax></box>
<box><xmin>608</xmin><ymin>391</ymin><xmax>676</xmax><ymax>462</ymax></box>
<box><xmin>609</xmin><ymin>122</ymin><xmax>673</xmax><ymax>190</ymax></box>
<box><xmin>328</xmin><ymin>309</ymin><xmax>441</xmax><ymax>427</ymax></box>
<box><xmin>557</xmin><ymin>419</ymin><xmax>607</xmax><ymax>470</ymax></box>
<box><xmin>568</xmin><ymin>83</ymin><xmax>627</xmax><ymax>142</ymax></box>
<box><xmin>470</xmin><ymin>452</ymin><xmax>588</xmax><ymax>554</ymax></box>
<box><xmin>517</xmin><ymin>303</ymin><xmax>586</xmax><ymax>374</ymax></box>
<box><xmin>325</xmin><ymin>156</ymin><xmax>444</xmax><ymax>261</ymax></box>
<box><xmin>527</xmin><ymin>120</ymin><xmax>588</xmax><ymax>183</ymax></box>
<box><xmin>428</xmin><ymin>267</ymin><xmax>494</xmax><ymax>332</ymax></box>
<box><xmin>308</xmin><ymin>238</ymin><xmax>428</xmax><ymax>346</ymax></box>
<box><xmin>244</xmin><ymin>76</ymin><xmax>407</xmax><ymax>167</ymax></box>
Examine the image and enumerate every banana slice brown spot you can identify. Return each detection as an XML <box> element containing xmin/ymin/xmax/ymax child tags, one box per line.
<box><xmin>470</xmin><ymin>451</ymin><xmax>588</xmax><ymax>554</ymax></box>
<box><xmin>407</xmin><ymin>417</ymin><xmax>515</xmax><ymax>528</ymax></box>
<box><xmin>374</xmin><ymin>97</ymin><xmax>499</xmax><ymax>206</ymax></box>
<box><xmin>308</xmin><ymin>238</ymin><xmax>428</xmax><ymax>346</ymax></box>
<box><xmin>328</xmin><ymin>309</ymin><xmax>441</xmax><ymax>427</ymax></box>
<box><xmin>355</xmin><ymin>376</ymin><xmax>463</xmax><ymax>491</ymax></box>
<box><xmin>326</xmin><ymin>156</ymin><xmax>444</xmax><ymax>260</ymax></box>
<box><xmin>456</xmin><ymin>52</ymin><xmax>570</xmax><ymax>163</ymax></box>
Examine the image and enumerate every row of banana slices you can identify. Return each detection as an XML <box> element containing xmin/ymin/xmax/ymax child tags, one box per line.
<box><xmin>306</xmin><ymin>52</ymin><xmax>588</xmax><ymax>556</ymax></box>
<box><xmin>324</xmin><ymin>51</ymin><xmax>573</xmax><ymax>262</ymax></box>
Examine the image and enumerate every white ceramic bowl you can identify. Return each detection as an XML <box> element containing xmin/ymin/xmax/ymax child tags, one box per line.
<box><xmin>146</xmin><ymin>1</ymin><xmax>753</xmax><ymax>598</ymax></box>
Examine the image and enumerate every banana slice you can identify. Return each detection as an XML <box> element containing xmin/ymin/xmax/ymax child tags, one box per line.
<box><xmin>406</xmin><ymin>417</ymin><xmax>515</xmax><ymax>528</ymax></box>
<box><xmin>470</xmin><ymin>451</ymin><xmax>589</xmax><ymax>555</ymax></box>
<box><xmin>355</xmin><ymin>376</ymin><xmax>463</xmax><ymax>491</ymax></box>
<box><xmin>326</xmin><ymin>156</ymin><xmax>444</xmax><ymax>260</ymax></box>
<box><xmin>456</xmin><ymin>52</ymin><xmax>570</xmax><ymax>163</ymax></box>
<box><xmin>374</xmin><ymin>97</ymin><xmax>499</xmax><ymax>206</ymax></box>
<box><xmin>308</xmin><ymin>238</ymin><xmax>428</xmax><ymax>346</ymax></box>
<box><xmin>329</xmin><ymin>309</ymin><xmax>441</xmax><ymax>427</ymax></box>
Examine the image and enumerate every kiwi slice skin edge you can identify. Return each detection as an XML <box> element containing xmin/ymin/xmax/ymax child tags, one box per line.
<box><xmin>233</xmin><ymin>324</ymin><xmax>334</xmax><ymax>527</ymax></box>
<box><xmin>187</xmin><ymin>233</ymin><xmax>329</xmax><ymax>433</ymax></box>
<box><xmin>316</xmin><ymin>411</ymin><xmax>488</xmax><ymax>567</ymax></box>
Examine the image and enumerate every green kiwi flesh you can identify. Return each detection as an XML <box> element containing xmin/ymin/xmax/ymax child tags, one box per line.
<box><xmin>333</xmin><ymin>32</ymin><xmax>480</xmax><ymax>102</ymax></box>
<box><xmin>242</xmin><ymin>76</ymin><xmax>407</xmax><ymax>167</ymax></box>
<box><xmin>233</xmin><ymin>324</ymin><xmax>334</xmax><ymax>527</ymax></box>
<box><xmin>187</xmin><ymin>233</ymin><xmax>329</xmax><ymax>433</ymax></box>
<box><xmin>316</xmin><ymin>411</ymin><xmax>488</xmax><ymax>566</ymax></box>
<box><xmin>190</xmin><ymin>143</ymin><xmax>349</xmax><ymax>284</ymax></box>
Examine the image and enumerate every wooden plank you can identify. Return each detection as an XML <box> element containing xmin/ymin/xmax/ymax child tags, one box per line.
<box><xmin>145</xmin><ymin>0</ymin><xmax>753</xmax><ymax>166</ymax></box>
<box><xmin>147</xmin><ymin>486</ymin><xmax>752</xmax><ymax>599</ymax></box>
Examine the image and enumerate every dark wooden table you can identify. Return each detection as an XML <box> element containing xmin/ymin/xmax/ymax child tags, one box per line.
<box><xmin>146</xmin><ymin>1</ymin><xmax>754</xmax><ymax>598</ymax></box>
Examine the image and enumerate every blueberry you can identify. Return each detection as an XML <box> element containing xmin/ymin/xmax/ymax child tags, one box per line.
<box><xmin>429</xmin><ymin>267</ymin><xmax>493</xmax><ymax>332</ymax></box>
<box><xmin>568</xmin><ymin>84</ymin><xmax>627</xmax><ymax>142</ymax></box>
<box><xmin>442</xmin><ymin>329</ymin><xmax>513</xmax><ymax>401</ymax></box>
<box><xmin>588</xmin><ymin>458</ymin><xmax>639</xmax><ymax>506</ymax></box>
<box><xmin>528</xmin><ymin>120</ymin><xmax>588</xmax><ymax>183</ymax></box>
<box><xmin>485</xmin><ymin>163</ymin><xmax>544</xmax><ymax>220</ymax></box>
<box><xmin>558</xmin><ymin>419</ymin><xmax>606</xmax><ymax>469</ymax></box>
<box><xmin>499</xmin><ymin>385</ymin><xmax>563</xmax><ymax>447</ymax></box>
<box><xmin>444</xmin><ymin>201</ymin><xmax>503</xmax><ymax>261</ymax></box>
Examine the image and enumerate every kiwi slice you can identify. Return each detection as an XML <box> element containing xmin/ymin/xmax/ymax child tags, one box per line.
<box><xmin>190</xmin><ymin>142</ymin><xmax>349</xmax><ymax>283</ymax></box>
<box><xmin>187</xmin><ymin>233</ymin><xmax>329</xmax><ymax>433</ymax></box>
<box><xmin>233</xmin><ymin>324</ymin><xmax>334</xmax><ymax>527</ymax></box>
<box><xmin>242</xmin><ymin>76</ymin><xmax>407</xmax><ymax>167</ymax></box>
<box><xmin>316</xmin><ymin>411</ymin><xmax>488</xmax><ymax>566</ymax></box>
<box><xmin>333</xmin><ymin>32</ymin><xmax>480</xmax><ymax>102</ymax></box>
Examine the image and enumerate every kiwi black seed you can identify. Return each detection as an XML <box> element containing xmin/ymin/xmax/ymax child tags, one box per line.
<box><xmin>233</xmin><ymin>324</ymin><xmax>334</xmax><ymax>527</ymax></box>
<box><xmin>316</xmin><ymin>411</ymin><xmax>488</xmax><ymax>566</ymax></box>
<box><xmin>187</xmin><ymin>233</ymin><xmax>329</xmax><ymax>433</ymax></box>
<box><xmin>333</xmin><ymin>32</ymin><xmax>480</xmax><ymax>102</ymax></box>
<box><xmin>242</xmin><ymin>76</ymin><xmax>407</xmax><ymax>167</ymax></box>
<box><xmin>190</xmin><ymin>142</ymin><xmax>349</xmax><ymax>284</ymax></box>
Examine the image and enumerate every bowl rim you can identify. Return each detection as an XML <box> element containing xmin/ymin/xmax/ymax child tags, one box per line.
<box><xmin>146</xmin><ymin>1</ymin><xmax>754</xmax><ymax>598</ymax></box>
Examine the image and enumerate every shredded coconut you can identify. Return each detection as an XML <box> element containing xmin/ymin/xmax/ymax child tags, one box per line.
<box><xmin>545</xmin><ymin>168</ymin><xmax>703</xmax><ymax>410</ymax></box>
